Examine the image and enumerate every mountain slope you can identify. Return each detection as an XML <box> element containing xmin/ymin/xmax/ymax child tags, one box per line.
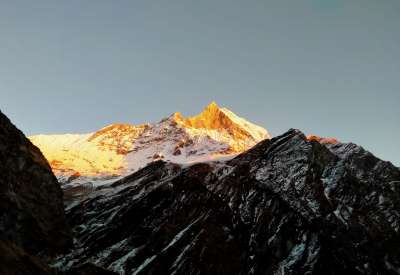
<box><xmin>55</xmin><ymin>129</ymin><xmax>400</xmax><ymax>274</ymax></box>
<box><xmin>29</xmin><ymin>102</ymin><xmax>270</xmax><ymax>184</ymax></box>
<box><xmin>0</xmin><ymin>110</ymin><xmax>72</xmax><ymax>256</ymax></box>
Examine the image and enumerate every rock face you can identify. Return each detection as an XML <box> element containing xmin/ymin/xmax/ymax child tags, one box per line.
<box><xmin>0</xmin><ymin>110</ymin><xmax>72</xmax><ymax>256</ymax></box>
<box><xmin>0</xmin><ymin>240</ymin><xmax>55</xmax><ymax>275</ymax></box>
<box><xmin>56</xmin><ymin>129</ymin><xmax>400</xmax><ymax>274</ymax></box>
<box><xmin>0</xmin><ymin>239</ymin><xmax>116</xmax><ymax>275</ymax></box>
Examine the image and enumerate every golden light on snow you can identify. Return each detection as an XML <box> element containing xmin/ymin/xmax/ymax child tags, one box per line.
<box><xmin>29</xmin><ymin>134</ymin><xmax>128</xmax><ymax>177</ymax></box>
<box><xmin>29</xmin><ymin>102</ymin><xmax>270</xmax><ymax>179</ymax></box>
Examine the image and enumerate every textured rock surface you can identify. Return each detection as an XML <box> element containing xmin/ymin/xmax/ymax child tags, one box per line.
<box><xmin>56</xmin><ymin>129</ymin><xmax>400</xmax><ymax>274</ymax></box>
<box><xmin>63</xmin><ymin>263</ymin><xmax>118</xmax><ymax>275</ymax></box>
<box><xmin>0</xmin><ymin>240</ymin><xmax>55</xmax><ymax>275</ymax></box>
<box><xmin>0</xmin><ymin>110</ymin><xmax>72</xmax><ymax>256</ymax></box>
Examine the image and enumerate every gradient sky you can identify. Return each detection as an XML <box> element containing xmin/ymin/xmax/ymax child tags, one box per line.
<box><xmin>0</xmin><ymin>1</ymin><xmax>399</xmax><ymax>166</ymax></box>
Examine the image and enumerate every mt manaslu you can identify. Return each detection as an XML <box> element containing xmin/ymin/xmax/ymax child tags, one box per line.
<box><xmin>29</xmin><ymin>102</ymin><xmax>270</xmax><ymax>185</ymax></box>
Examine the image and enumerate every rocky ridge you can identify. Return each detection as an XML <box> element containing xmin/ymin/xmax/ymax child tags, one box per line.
<box><xmin>0</xmin><ymin>110</ymin><xmax>72</xmax><ymax>257</ymax></box>
<box><xmin>56</xmin><ymin>129</ymin><xmax>400</xmax><ymax>274</ymax></box>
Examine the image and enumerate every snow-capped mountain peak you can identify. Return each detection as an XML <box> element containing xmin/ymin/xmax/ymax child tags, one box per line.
<box><xmin>29</xmin><ymin>102</ymin><xmax>270</xmax><ymax>183</ymax></box>
<box><xmin>174</xmin><ymin>101</ymin><xmax>269</xmax><ymax>141</ymax></box>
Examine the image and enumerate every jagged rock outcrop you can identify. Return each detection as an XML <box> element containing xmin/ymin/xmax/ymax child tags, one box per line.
<box><xmin>0</xmin><ymin>110</ymin><xmax>72</xmax><ymax>256</ymax></box>
<box><xmin>56</xmin><ymin>129</ymin><xmax>400</xmax><ymax>274</ymax></box>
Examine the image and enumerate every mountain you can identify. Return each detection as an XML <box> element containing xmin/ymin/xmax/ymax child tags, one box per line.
<box><xmin>54</xmin><ymin>129</ymin><xmax>400</xmax><ymax>274</ymax></box>
<box><xmin>29</xmin><ymin>102</ymin><xmax>270</xmax><ymax>185</ymax></box>
<box><xmin>0</xmin><ymin>109</ymin><xmax>72</xmax><ymax>257</ymax></box>
<box><xmin>0</xmin><ymin>110</ymin><xmax>117</xmax><ymax>275</ymax></box>
<box><xmin>0</xmin><ymin>109</ymin><xmax>73</xmax><ymax>275</ymax></box>
<box><xmin>1</xmin><ymin>105</ymin><xmax>400</xmax><ymax>274</ymax></box>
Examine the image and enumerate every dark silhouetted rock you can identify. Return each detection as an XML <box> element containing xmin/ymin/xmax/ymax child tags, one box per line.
<box><xmin>55</xmin><ymin>129</ymin><xmax>400</xmax><ymax>274</ymax></box>
<box><xmin>63</xmin><ymin>263</ymin><xmax>118</xmax><ymax>275</ymax></box>
<box><xmin>0</xmin><ymin>240</ymin><xmax>55</xmax><ymax>275</ymax></box>
<box><xmin>0</xmin><ymin>110</ymin><xmax>72</xmax><ymax>256</ymax></box>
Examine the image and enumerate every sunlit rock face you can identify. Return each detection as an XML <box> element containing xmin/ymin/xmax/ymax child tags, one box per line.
<box><xmin>307</xmin><ymin>134</ymin><xmax>338</xmax><ymax>144</ymax></box>
<box><xmin>29</xmin><ymin>102</ymin><xmax>270</xmax><ymax>183</ymax></box>
<box><xmin>87</xmin><ymin>124</ymin><xmax>150</xmax><ymax>155</ymax></box>
<box><xmin>174</xmin><ymin>102</ymin><xmax>268</xmax><ymax>150</ymax></box>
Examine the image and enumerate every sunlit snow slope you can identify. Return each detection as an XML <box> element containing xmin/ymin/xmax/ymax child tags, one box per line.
<box><xmin>29</xmin><ymin>102</ymin><xmax>270</xmax><ymax>181</ymax></box>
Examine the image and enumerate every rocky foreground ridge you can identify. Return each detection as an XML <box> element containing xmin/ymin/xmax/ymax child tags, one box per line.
<box><xmin>0</xmin><ymin>109</ymin><xmax>74</xmax><ymax>274</ymax></box>
<box><xmin>0</xmin><ymin>110</ymin><xmax>72</xmax><ymax>257</ymax></box>
<box><xmin>58</xmin><ymin>129</ymin><xmax>400</xmax><ymax>274</ymax></box>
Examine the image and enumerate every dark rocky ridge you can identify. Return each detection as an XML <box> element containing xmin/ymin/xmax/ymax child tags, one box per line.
<box><xmin>0</xmin><ymin>110</ymin><xmax>72</xmax><ymax>256</ymax></box>
<box><xmin>0</xmin><ymin>240</ymin><xmax>55</xmax><ymax>275</ymax></box>
<box><xmin>0</xmin><ymin>239</ymin><xmax>117</xmax><ymax>275</ymax></box>
<box><xmin>57</xmin><ymin>129</ymin><xmax>400</xmax><ymax>274</ymax></box>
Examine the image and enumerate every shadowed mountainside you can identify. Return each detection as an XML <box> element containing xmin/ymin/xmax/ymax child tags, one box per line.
<box><xmin>57</xmin><ymin>129</ymin><xmax>400</xmax><ymax>274</ymax></box>
<box><xmin>0</xmin><ymin>110</ymin><xmax>72</xmax><ymax>256</ymax></box>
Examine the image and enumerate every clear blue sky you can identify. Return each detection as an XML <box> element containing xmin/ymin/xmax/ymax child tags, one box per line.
<box><xmin>0</xmin><ymin>1</ymin><xmax>399</xmax><ymax>166</ymax></box>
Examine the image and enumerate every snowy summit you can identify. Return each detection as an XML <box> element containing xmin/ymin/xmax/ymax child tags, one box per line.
<box><xmin>29</xmin><ymin>102</ymin><xmax>270</xmax><ymax>183</ymax></box>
